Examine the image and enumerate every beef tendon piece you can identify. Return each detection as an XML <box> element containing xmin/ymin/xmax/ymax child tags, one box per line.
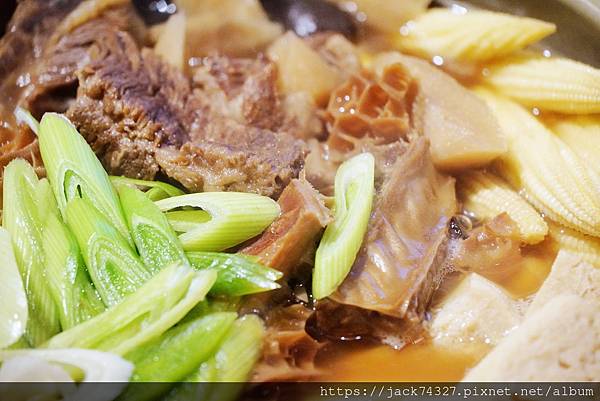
<box><xmin>331</xmin><ymin>137</ymin><xmax>457</xmax><ymax>321</ymax></box>
<box><xmin>156</xmin><ymin>120</ymin><xmax>306</xmax><ymax>197</ymax></box>
<box><xmin>251</xmin><ymin>304</ymin><xmax>324</xmax><ymax>382</ymax></box>
<box><xmin>242</xmin><ymin>179</ymin><xmax>331</xmax><ymax>276</ymax></box>
<box><xmin>448</xmin><ymin>213</ymin><xmax>523</xmax><ymax>282</ymax></box>
<box><xmin>66</xmin><ymin>27</ymin><xmax>190</xmax><ymax>180</ymax></box>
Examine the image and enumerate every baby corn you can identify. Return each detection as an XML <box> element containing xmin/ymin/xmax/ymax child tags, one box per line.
<box><xmin>458</xmin><ymin>171</ymin><xmax>548</xmax><ymax>244</ymax></box>
<box><xmin>549</xmin><ymin>222</ymin><xmax>600</xmax><ymax>267</ymax></box>
<box><xmin>475</xmin><ymin>89</ymin><xmax>600</xmax><ymax>236</ymax></box>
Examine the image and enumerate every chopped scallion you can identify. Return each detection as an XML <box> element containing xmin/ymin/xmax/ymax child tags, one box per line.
<box><xmin>118</xmin><ymin>185</ymin><xmax>187</xmax><ymax>274</ymax></box>
<box><xmin>186</xmin><ymin>252</ymin><xmax>282</xmax><ymax>296</ymax></box>
<box><xmin>312</xmin><ymin>153</ymin><xmax>375</xmax><ymax>299</ymax></box>
<box><xmin>119</xmin><ymin>312</ymin><xmax>236</xmax><ymax>401</ymax></box>
<box><xmin>110</xmin><ymin>176</ymin><xmax>185</xmax><ymax>201</ymax></box>
<box><xmin>14</xmin><ymin>107</ymin><xmax>39</xmax><ymax>135</ymax></box>
<box><xmin>65</xmin><ymin>197</ymin><xmax>152</xmax><ymax>307</ymax></box>
<box><xmin>2</xmin><ymin>159</ymin><xmax>60</xmax><ymax>346</ymax></box>
<box><xmin>42</xmin><ymin>213</ymin><xmax>105</xmax><ymax>329</ymax></box>
<box><xmin>44</xmin><ymin>264</ymin><xmax>217</xmax><ymax>356</ymax></box>
<box><xmin>0</xmin><ymin>228</ymin><xmax>28</xmax><ymax>349</ymax></box>
<box><xmin>38</xmin><ymin>113</ymin><xmax>132</xmax><ymax>245</ymax></box>
<box><xmin>155</xmin><ymin>192</ymin><xmax>280</xmax><ymax>251</ymax></box>
<box><xmin>166</xmin><ymin>210</ymin><xmax>211</xmax><ymax>233</ymax></box>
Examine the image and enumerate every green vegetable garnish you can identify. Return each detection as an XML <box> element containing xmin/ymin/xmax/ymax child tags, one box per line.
<box><xmin>14</xmin><ymin>106</ymin><xmax>39</xmax><ymax>135</ymax></box>
<box><xmin>166</xmin><ymin>210</ymin><xmax>211</xmax><ymax>233</ymax></box>
<box><xmin>65</xmin><ymin>197</ymin><xmax>152</xmax><ymax>307</ymax></box>
<box><xmin>155</xmin><ymin>192</ymin><xmax>280</xmax><ymax>251</ymax></box>
<box><xmin>38</xmin><ymin>113</ymin><xmax>132</xmax><ymax>245</ymax></box>
<box><xmin>312</xmin><ymin>152</ymin><xmax>375</xmax><ymax>299</ymax></box>
<box><xmin>42</xmin><ymin>213</ymin><xmax>105</xmax><ymax>329</ymax></box>
<box><xmin>119</xmin><ymin>312</ymin><xmax>236</xmax><ymax>401</ymax></box>
<box><xmin>44</xmin><ymin>264</ymin><xmax>216</xmax><ymax>356</ymax></box>
<box><xmin>110</xmin><ymin>176</ymin><xmax>185</xmax><ymax>201</ymax></box>
<box><xmin>0</xmin><ymin>227</ymin><xmax>28</xmax><ymax>349</ymax></box>
<box><xmin>164</xmin><ymin>314</ymin><xmax>265</xmax><ymax>401</ymax></box>
<box><xmin>118</xmin><ymin>185</ymin><xmax>188</xmax><ymax>273</ymax></box>
<box><xmin>187</xmin><ymin>252</ymin><xmax>282</xmax><ymax>296</ymax></box>
<box><xmin>2</xmin><ymin>159</ymin><xmax>60</xmax><ymax>346</ymax></box>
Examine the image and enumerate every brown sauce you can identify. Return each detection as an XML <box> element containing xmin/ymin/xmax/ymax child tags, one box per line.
<box><xmin>313</xmin><ymin>237</ymin><xmax>557</xmax><ymax>382</ymax></box>
<box><xmin>317</xmin><ymin>342</ymin><xmax>480</xmax><ymax>382</ymax></box>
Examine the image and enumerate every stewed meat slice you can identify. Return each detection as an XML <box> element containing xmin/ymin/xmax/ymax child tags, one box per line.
<box><xmin>241</xmin><ymin>179</ymin><xmax>331</xmax><ymax>276</ymax></box>
<box><xmin>331</xmin><ymin>138</ymin><xmax>457</xmax><ymax>321</ymax></box>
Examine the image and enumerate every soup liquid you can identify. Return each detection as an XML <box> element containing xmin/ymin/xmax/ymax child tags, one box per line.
<box><xmin>315</xmin><ymin>239</ymin><xmax>557</xmax><ymax>382</ymax></box>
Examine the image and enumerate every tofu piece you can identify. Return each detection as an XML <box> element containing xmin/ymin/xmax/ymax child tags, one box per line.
<box><xmin>429</xmin><ymin>274</ymin><xmax>522</xmax><ymax>350</ymax></box>
<box><xmin>464</xmin><ymin>295</ymin><xmax>600</xmax><ymax>381</ymax></box>
<box><xmin>529</xmin><ymin>250</ymin><xmax>600</xmax><ymax>314</ymax></box>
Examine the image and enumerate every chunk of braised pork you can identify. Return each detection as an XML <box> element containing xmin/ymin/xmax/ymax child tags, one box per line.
<box><xmin>242</xmin><ymin>179</ymin><xmax>331</xmax><ymax>276</ymax></box>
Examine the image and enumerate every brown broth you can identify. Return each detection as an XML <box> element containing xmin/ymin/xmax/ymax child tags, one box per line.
<box><xmin>313</xmin><ymin>237</ymin><xmax>558</xmax><ymax>382</ymax></box>
<box><xmin>317</xmin><ymin>342</ymin><xmax>481</xmax><ymax>382</ymax></box>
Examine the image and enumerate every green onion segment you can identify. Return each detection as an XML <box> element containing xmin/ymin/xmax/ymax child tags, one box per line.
<box><xmin>0</xmin><ymin>348</ymin><xmax>133</xmax><ymax>383</ymax></box>
<box><xmin>118</xmin><ymin>185</ymin><xmax>188</xmax><ymax>273</ymax></box>
<box><xmin>2</xmin><ymin>159</ymin><xmax>60</xmax><ymax>346</ymax></box>
<box><xmin>110</xmin><ymin>176</ymin><xmax>184</xmax><ymax>201</ymax></box>
<box><xmin>14</xmin><ymin>106</ymin><xmax>39</xmax><ymax>135</ymax></box>
<box><xmin>155</xmin><ymin>192</ymin><xmax>280</xmax><ymax>251</ymax></box>
<box><xmin>163</xmin><ymin>314</ymin><xmax>265</xmax><ymax>401</ymax></box>
<box><xmin>38</xmin><ymin>113</ymin><xmax>132</xmax><ymax>245</ymax></box>
<box><xmin>187</xmin><ymin>252</ymin><xmax>282</xmax><ymax>296</ymax></box>
<box><xmin>312</xmin><ymin>152</ymin><xmax>375</xmax><ymax>299</ymax></box>
<box><xmin>118</xmin><ymin>313</ymin><xmax>236</xmax><ymax>401</ymax></box>
<box><xmin>65</xmin><ymin>197</ymin><xmax>152</xmax><ymax>307</ymax></box>
<box><xmin>42</xmin><ymin>213</ymin><xmax>105</xmax><ymax>329</ymax></box>
<box><xmin>44</xmin><ymin>264</ymin><xmax>216</xmax><ymax>356</ymax></box>
<box><xmin>0</xmin><ymin>228</ymin><xmax>28</xmax><ymax>349</ymax></box>
<box><xmin>166</xmin><ymin>210</ymin><xmax>212</xmax><ymax>233</ymax></box>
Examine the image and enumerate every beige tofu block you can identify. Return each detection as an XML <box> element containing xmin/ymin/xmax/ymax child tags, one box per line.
<box><xmin>529</xmin><ymin>250</ymin><xmax>600</xmax><ymax>314</ymax></box>
<box><xmin>464</xmin><ymin>294</ymin><xmax>600</xmax><ymax>381</ymax></box>
<box><xmin>430</xmin><ymin>274</ymin><xmax>522</xmax><ymax>349</ymax></box>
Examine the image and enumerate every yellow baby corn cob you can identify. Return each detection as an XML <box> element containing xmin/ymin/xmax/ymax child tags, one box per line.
<box><xmin>396</xmin><ymin>9</ymin><xmax>555</xmax><ymax>63</ymax></box>
<box><xmin>549</xmin><ymin>222</ymin><xmax>600</xmax><ymax>267</ymax></box>
<box><xmin>458</xmin><ymin>171</ymin><xmax>548</xmax><ymax>244</ymax></box>
<box><xmin>483</xmin><ymin>54</ymin><xmax>600</xmax><ymax>114</ymax></box>
<box><xmin>545</xmin><ymin>115</ymin><xmax>600</xmax><ymax>178</ymax></box>
<box><xmin>475</xmin><ymin>88</ymin><xmax>600</xmax><ymax>237</ymax></box>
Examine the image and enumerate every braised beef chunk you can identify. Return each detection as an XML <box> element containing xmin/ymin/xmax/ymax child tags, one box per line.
<box><xmin>156</xmin><ymin>122</ymin><xmax>305</xmax><ymax>196</ymax></box>
<box><xmin>242</xmin><ymin>179</ymin><xmax>331</xmax><ymax>276</ymax></box>
<box><xmin>191</xmin><ymin>55</ymin><xmax>282</xmax><ymax>132</ymax></box>
<box><xmin>331</xmin><ymin>138</ymin><xmax>457</xmax><ymax>321</ymax></box>
<box><xmin>66</xmin><ymin>27</ymin><xmax>191</xmax><ymax>179</ymax></box>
